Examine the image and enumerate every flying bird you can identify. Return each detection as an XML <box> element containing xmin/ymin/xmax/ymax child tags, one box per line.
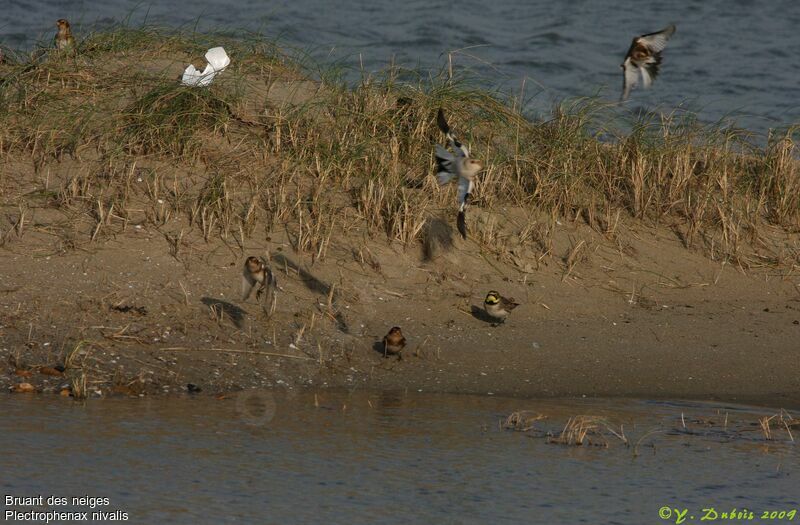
<box><xmin>241</xmin><ymin>256</ymin><xmax>277</xmax><ymax>317</ymax></box>
<box><xmin>54</xmin><ymin>19</ymin><xmax>75</xmax><ymax>51</ymax></box>
<box><xmin>382</xmin><ymin>326</ymin><xmax>406</xmax><ymax>360</ymax></box>
<box><xmin>620</xmin><ymin>24</ymin><xmax>676</xmax><ymax>101</ymax></box>
<box><xmin>484</xmin><ymin>290</ymin><xmax>519</xmax><ymax>324</ymax></box>
<box><xmin>435</xmin><ymin>108</ymin><xmax>483</xmax><ymax>239</ymax></box>
<box><xmin>182</xmin><ymin>46</ymin><xmax>230</xmax><ymax>87</ymax></box>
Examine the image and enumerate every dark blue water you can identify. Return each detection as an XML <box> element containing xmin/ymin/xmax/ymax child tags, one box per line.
<box><xmin>1</xmin><ymin>392</ymin><xmax>797</xmax><ymax>524</ymax></box>
<box><xmin>2</xmin><ymin>1</ymin><xmax>799</xmax><ymax>135</ymax></box>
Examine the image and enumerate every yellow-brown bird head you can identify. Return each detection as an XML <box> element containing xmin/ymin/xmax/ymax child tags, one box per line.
<box><xmin>484</xmin><ymin>291</ymin><xmax>500</xmax><ymax>305</ymax></box>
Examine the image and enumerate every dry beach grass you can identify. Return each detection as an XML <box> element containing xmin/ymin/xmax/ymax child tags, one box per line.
<box><xmin>1</xmin><ymin>27</ymin><xmax>799</xmax><ymax>402</ymax></box>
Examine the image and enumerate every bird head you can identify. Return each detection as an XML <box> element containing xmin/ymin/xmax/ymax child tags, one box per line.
<box><xmin>462</xmin><ymin>158</ymin><xmax>483</xmax><ymax>178</ymax></box>
<box><xmin>388</xmin><ymin>326</ymin><xmax>403</xmax><ymax>336</ymax></box>
<box><xmin>484</xmin><ymin>291</ymin><xmax>500</xmax><ymax>305</ymax></box>
<box><xmin>245</xmin><ymin>256</ymin><xmax>264</xmax><ymax>274</ymax></box>
<box><xmin>56</xmin><ymin>19</ymin><xmax>71</xmax><ymax>30</ymax></box>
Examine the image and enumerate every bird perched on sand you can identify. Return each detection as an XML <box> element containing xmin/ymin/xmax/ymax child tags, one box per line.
<box><xmin>484</xmin><ymin>290</ymin><xmax>519</xmax><ymax>323</ymax></box>
<box><xmin>241</xmin><ymin>256</ymin><xmax>277</xmax><ymax>315</ymax></box>
<box><xmin>620</xmin><ymin>24</ymin><xmax>676</xmax><ymax>101</ymax></box>
<box><xmin>382</xmin><ymin>326</ymin><xmax>406</xmax><ymax>360</ymax></box>
<box><xmin>54</xmin><ymin>19</ymin><xmax>75</xmax><ymax>51</ymax></box>
<box><xmin>435</xmin><ymin>108</ymin><xmax>483</xmax><ymax>239</ymax></box>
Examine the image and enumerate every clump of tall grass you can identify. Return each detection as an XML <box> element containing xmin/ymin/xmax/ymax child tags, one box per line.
<box><xmin>546</xmin><ymin>415</ymin><xmax>628</xmax><ymax>447</ymax></box>
<box><xmin>121</xmin><ymin>83</ymin><xmax>236</xmax><ymax>157</ymax></box>
<box><xmin>503</xmin><ymin>410</ymin><xmax>546</xmax><ymax>431</ymax></box>
<box><xmin>758</xmin><ymin>410</ymin><xmax>797</xmax><ymax>442</ymax></box>
<box><xmin>0</xmin><ymin>26</ymin><xmax>797</xmax><ymax>266</ymax></box>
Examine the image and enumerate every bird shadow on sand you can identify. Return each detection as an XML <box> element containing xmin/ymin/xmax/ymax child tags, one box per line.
<box><xmin>470</xmin><ymin>305</ymin><xmax>499</xmax><ymax>324</ymax></box>
<box><xmin>201</xmin><ymin>297</ymin><xmax>246</xmax><ymax>329</ymax></box>
<box><xmin>371</xmin><ymin>340</ymin><xmax>386</xmax><ymax>357</ymax></box>
<box><xmin>421</xmin><ymin>217</ymin><xmax>454</xmax><ymax>261</ymax></box>
<box><xmin>271</xmin><ymin>253</ymin><xmax>349</xmax><ymax>333</ymax></box>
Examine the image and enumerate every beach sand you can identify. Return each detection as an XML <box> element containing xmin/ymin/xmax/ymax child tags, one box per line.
<box><xmin>2</xmin><ymin>212</ymin><xmax>798</xmax><ymax>407</ymax></box>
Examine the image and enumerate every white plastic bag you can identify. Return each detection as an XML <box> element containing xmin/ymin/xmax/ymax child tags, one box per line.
<box><xmin>181</xmin><ymin>47</ymin><xmax>230</xmax><ymax>87</ymax></box>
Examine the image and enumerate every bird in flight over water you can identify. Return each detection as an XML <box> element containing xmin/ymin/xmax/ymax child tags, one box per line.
<box><xmin>620</xmin><ymin>24</ymin><xmax>676</xmax><ymax>101</ymax></box>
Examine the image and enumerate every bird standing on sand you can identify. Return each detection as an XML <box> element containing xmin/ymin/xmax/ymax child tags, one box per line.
<box><xmin>54</xmin><ymin>19</ymin><xmax>75</xmax><ymax>51</ymax></box>
<box><xmin>484</xmin><ymin>290</ymin><xmax>519</xmax><ymax>323</ymax></box>
<box><xmin>382</xmin><ymin>327</ymin><xmax>406</xmax><ymax>360</ymax></box>
<box><xmin>435</xmin><ymin>108</ymin><xmax>483</xmax><ymax>240</ymax></box>
<box><xmin>241</xmin><ymin>256</ymin><xmax>278</xmax><ymax>316</ymax></box>
<box><xmin>620</xmin><ymin>24</ymin><xmax>676</xmax><ymax>101</ymax></box>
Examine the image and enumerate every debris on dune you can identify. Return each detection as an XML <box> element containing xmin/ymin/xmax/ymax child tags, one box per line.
<box><xmin>181</xmin><ymin>46</ymin><xmax>230</xmax><ymax>87</ymax></box>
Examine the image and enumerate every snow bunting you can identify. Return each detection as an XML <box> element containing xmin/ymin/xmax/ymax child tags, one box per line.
<box><xmin>434</xmin><ymin>108</ymin><xmax>483</xmax><ymax>239</ymax></box>
<box><xmin>620</xmin><ymin>24</ymin><xmax>676</xmax><ymax>101</ymax></box>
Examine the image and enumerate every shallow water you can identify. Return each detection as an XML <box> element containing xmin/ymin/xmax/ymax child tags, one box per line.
<box><xmin>2</xmin><ymin>0</ymin><xmax>799</xmax><ymax>135</ymax></box>
<box><xmin>1</xmin><ymin>392</ymin><xmax>797</xmax><ymax>524</ymax></box>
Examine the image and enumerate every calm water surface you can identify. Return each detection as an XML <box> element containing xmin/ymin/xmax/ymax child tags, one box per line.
<box><xmin>1</xmin><ymin>392</ymin><xmax>797</xmax><ymax>524</ymax></box>
<box><xmin>2</xmin><ymin>0</ymin><xmax>800</xmax><ymax>135</ymax></box>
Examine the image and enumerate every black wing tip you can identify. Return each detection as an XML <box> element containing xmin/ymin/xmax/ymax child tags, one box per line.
<box><xmin>435</xmin><ymin>157</ymin><xmax>453</xmax><ymax>173</ymax></box>
<box><xmin>457</xmin><ymin>211</ymin><xmax>467</xmax><ymax>239</ymax></box>
<box><xmin>437</xmin><ymin>108</ymin><xmax>450</xmax><ymax>135</ymax></box>
<box><xmin>644</xmin><ymin>52</ymin><xmax>663</xmax><ymax>79</ymax></box>
<box><xmin>639</xmin><ymin>23</ymin><xmax>677</xmax><ymax>42</ymax></box>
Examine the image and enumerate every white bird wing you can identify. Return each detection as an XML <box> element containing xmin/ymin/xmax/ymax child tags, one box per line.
<box><xmin>621</xmin><ymin>57</ymin><xmax>640</xmax><ymax>101</ymax></box>
<box><xmin>435</xmin><ymin>144</ymin><xmax>457</xmax><ymax>185</ymax></box>
<box><xmin>449</xmin><ymin>134</ymin><xmax>470</xmax><ymax>159</ymax></box>
<box><xmin>241</xmin><ymin>271</ymin><xmax>257</xmax><ymax>301</ymax></box>
<box><xmin>457</xmin><ymin>177</ymin><xmax>473</xmax><ymax>211</ymax></box>
<box><xmin>455</xmin><ymin>177</ymin><xmax>473</xmax><ymax>239</ymax></box>
<box><xmin>205</xmin><ymin>46</ymin><xmax>230</xmax><ymax>72</ymax></box>
<box><xmin>640</xmin><ymin>63</ymin><xmax>653</xmax><ymax>88</ymax></box>
<box><xmin>638</xmin><ymin>24</ymin><xmax>676</xmax><ymax>53</ymax></box>
<box><xmin>437</xmin><ymin>108</ymin><xmax>470</xmax><ymax>158</ymax></box>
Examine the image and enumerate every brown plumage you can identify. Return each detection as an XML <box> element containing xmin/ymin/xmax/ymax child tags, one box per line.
<box><xmin>54</xmin><ymin>19</ymin><xmax>75</xmax><ymax>51</ymax></box>
<box><xmin>39</xmin><ymin>365</ymin><xmax>65</xmax><ymax>377</ymax></box>
<box><xmin>383</xmin><ymin>326</ymin><xmax>406</xmax><ymax>359</ymax></box>
<box><xmin>10</xmin><ymin>382</ymin><xmax>36</xmax><ymax>393</ymax></box>
<box><xmin>241</xmin><ymin>255</ymin><xmax>278</xmax><ymax>317</ymax></box>
<box><xmin>484</xmin><ymin>290</ymin><xmax>520</xmax><ymax>323</ymax></box>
